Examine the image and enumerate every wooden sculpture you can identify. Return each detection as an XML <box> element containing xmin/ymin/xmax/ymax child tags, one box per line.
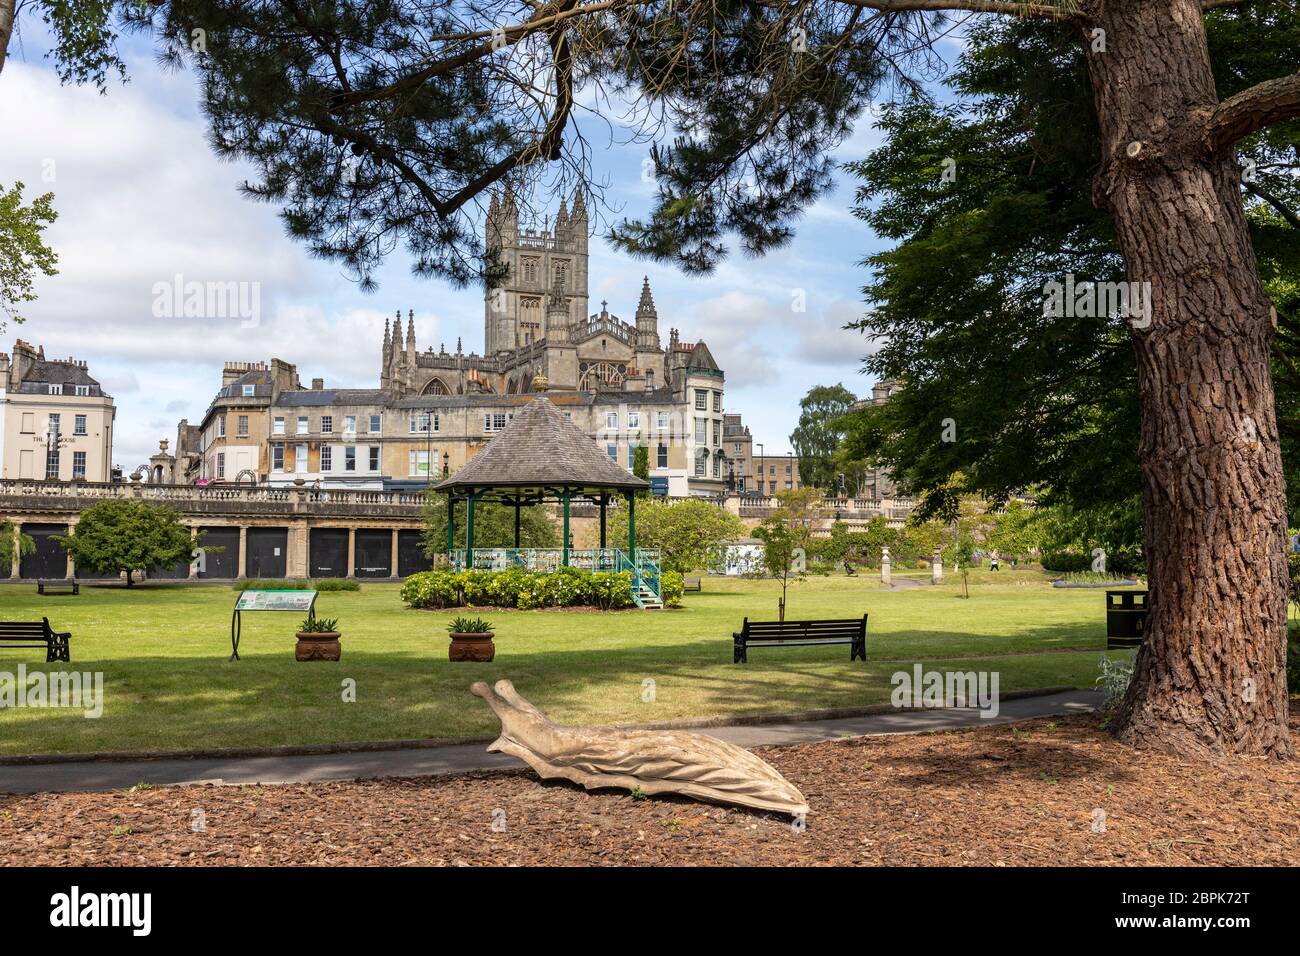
<box><xmin>471</xmin><ymin>679</ymin><xmax>809</xmax><ymax>817</ymax></box>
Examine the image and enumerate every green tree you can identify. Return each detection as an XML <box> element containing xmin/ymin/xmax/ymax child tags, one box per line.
<box><xmin>1</xmin><ymin>0</ymin><xmax>133</xmax><ymax>87</ymax></box>
<box><xmin>752</xmin><ymin>488</ymin><xmax>823</xmax><ymax>619</ymax></box>
<box><xmin>0</xmin><ymin>182</ymin><xmax>58</xmax><ymax>329</ymax></box>
<box><xmin>632</xmin><ymin>439</ymin><xmax>650</xmax><ymax>490</ymax></box>
<box><xmin>985</xmin><ymin>500</ymin><xmax>1041</xmax><ymax>563</ymax></box>
<box><xmin>790</xmin><ymin>384</ymin><xmax>858</xmax><ymax>491</ymax></box>
<box><xmin>606</xmin><ymin>496</ymin><xmax>745</xmax><ymax>574</ymax></box>
<box><xmin>55</xmin><ymin>500</ymin><xmax>198</xmax><ymax>585</ymax></box>
<box><xmin>420</xmin><ymin>492</ymin><xmax>558</xmax><ymax>554</ymax></box>
<box><xmin>133</xmin><ymin>0</ymin><xmax>1300</xmax><ymax>754</ymax></box>
<box><xmin>0</xmin><ymin>518</ymin><xmax>34</xmax><ymax>574</ymax></box>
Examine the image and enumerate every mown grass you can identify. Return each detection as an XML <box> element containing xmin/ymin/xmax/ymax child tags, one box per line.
<box><xmin>0</xmin><ymin>569</ymin><xmax>1134</xmax><ymax>756</ymax></box>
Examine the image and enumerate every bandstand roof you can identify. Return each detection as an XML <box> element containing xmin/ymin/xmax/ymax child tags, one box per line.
<box><xmin>434</xmin><ymin>395</ymin><xmax>650</xmax><ymax>499</ymax></box>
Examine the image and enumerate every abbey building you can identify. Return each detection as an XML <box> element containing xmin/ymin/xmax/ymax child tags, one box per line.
<box><xmin>184</xmin><ymin>188</ymin><xmax>732</xmax><ymax>497</ymax></box>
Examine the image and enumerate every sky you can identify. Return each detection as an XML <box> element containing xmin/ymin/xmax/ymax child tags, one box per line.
<box><xmin>0</xmin><ymin>17</ymin><xmax>955</xmax><ymax>471</ymax></box>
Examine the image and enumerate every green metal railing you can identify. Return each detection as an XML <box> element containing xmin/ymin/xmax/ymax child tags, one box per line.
<box><xmin>444</xmin><ymin>547</ymin><xmax>663</xmax><ymax>606</ymax></box>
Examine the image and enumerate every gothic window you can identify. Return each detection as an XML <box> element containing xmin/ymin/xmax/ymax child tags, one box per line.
<box><xmin>553</xmin><ymin>260</ymin><xmax>568</xmax><ymax>288</ymax></box>
<box><xmin>522</xmin><ymin>258</ymin><xmax>539</xmax><ymax>283</ymax></box>
<box><xmin>579</xmin><ymin>361</ymin><xmax>625</xmax><ymax>390</ymax></box>
<box><xmin>422</xmin><ymin>378</ymin><xmax>450</xmax><ymax>396</ymax></box>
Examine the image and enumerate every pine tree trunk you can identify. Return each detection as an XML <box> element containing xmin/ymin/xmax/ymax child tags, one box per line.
<box><xmin>1085</xmin><ymin>0</ymin><xmax>1291</xmax><ymax>758</ymax></box>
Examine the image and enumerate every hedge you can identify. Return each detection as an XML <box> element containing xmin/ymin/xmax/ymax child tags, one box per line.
<box><xmin>401</xmin><ymin>567</ymin><xmax>684</xmax><ymax>610</ymax></box>
<box><xmin>233</xmin><ymin>578</ymin><xmax>361</xmax><ymax>591</ymax></box>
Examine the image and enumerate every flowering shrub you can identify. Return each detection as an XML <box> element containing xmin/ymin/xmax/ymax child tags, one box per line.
<box><xmin>660</xmin><ymin>571</ymin><xmax>685</xmax><ymax>608</ymax></box>
<box><xmin>401</xmin><ymin>567</ymin><xmax>639</xmax><ymax>610</ymax></box>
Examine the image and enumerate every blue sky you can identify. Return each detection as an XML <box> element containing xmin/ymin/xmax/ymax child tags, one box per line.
<box><xmin>0</xmin><ymin>17</ymin><xmax>962</xmax><ymax>470</ymax></box>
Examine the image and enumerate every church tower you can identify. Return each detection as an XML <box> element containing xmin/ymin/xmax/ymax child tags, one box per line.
<box><xmin>482</xmin><ymin>183</ymin><xmax>589</xmax><ymax>356</ymax></box>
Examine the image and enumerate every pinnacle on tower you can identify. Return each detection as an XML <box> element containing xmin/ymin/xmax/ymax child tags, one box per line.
<box><xmin>571</xmin><ymin>185</ymin><xmax>587</xmax><ymax>219</ymax></box>
<box><xmin>636</xmin><ymin>276</ymin><xmax>657</xmax><ymax>319</ymax></box>
<box><xmin>406</xmin><ymin>310</ymin><xmax>416</xmax><ymax>352</ymax></box>
<box><xmin>555</xmin><ymin>198</ymin><xmax>569</xmax><ymax>231</ymax></box>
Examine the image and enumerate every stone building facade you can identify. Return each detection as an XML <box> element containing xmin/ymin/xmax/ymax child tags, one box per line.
<box><xmin>186</xmin><ymin>189</ymin><xmax>732</xmax><ymax>496</ymax></box>
<box><xmin>0</xmin><ymin>340</ymin><xmax>115</xmax><ymax>483</ymax></box>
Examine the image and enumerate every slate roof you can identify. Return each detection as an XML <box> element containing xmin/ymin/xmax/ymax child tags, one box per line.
<box><xmin>15</xmin><ymin>360</ymin><xmax>105</xmax><ymax>395</ymax></box>
<box><xmin>274</xmin><ymin>388</ymin><xmax>389</xmax><ymax>408</ymax></box>
<box><xmin>435</xmin><ymin>396</ymin><xmax>650</xmax><ymax>492</ymax></box>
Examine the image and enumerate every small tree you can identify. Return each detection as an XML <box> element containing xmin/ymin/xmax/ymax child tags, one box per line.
<box><xmin>56</xmin><ymin>500</ymin><xmax>198</xmax><ymax>585</ymax></box>
<box><xmin>0</xmin><ymin>519</ymin><xmax>34</xmax><ymax>575</ymax></box>
<box><xmin>753</xmin><ymin>488</ymin><xmax>824</xmax><ymax>619</ymax></box>
<box><xmin>632</xmin><ymin>439</ymin><xmax>650</xmax><ymax>490</ymax></box>
<box><xmin>420</xmin><ymin>490</ymin><xmax>558</xmax><ymax>555</ymax></box>
<box><xmin>607</xmin><ymin>496</ymin><xmax>746</xmax><ymax>574</ymax></box>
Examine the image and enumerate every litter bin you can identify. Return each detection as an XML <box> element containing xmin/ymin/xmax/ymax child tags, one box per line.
<box><xmin>1106</xmin><ymin>590</ymin><xmax>1148</xmax><ymax>650</ymax></box>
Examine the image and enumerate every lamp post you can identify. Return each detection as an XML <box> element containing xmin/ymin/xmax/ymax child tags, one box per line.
<box><xmin>34</xmin><ymin>427</ymin><xmax>75</xmax><ymax>481</ymax></box>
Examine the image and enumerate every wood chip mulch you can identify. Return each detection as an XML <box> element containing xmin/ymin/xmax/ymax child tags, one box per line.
<box><xmin>3</xmin><ymin>712</ymin><xmax>1298</xmax><ymax>866</ymax></box>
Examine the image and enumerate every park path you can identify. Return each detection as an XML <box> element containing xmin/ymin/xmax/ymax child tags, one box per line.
<box><xmin>0</xmin><ymin>690</ymin><xmax>1101</xmax><ymax>794</ymax></box>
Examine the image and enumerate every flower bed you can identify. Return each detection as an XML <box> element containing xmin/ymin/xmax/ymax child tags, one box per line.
<box><xmin>401</xmin><ymin>567</ymin><xmax>684</xmax><ymax>610</ymax></box>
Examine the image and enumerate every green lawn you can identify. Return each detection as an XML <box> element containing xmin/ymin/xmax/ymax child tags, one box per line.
<box><xmin>0</xmin><ymin>570</ymin><xmax>1134</xmax><ymax>756</ymax></box>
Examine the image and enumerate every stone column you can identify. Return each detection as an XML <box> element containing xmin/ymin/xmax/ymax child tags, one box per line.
<box><xmin>931</xmin><ymin>548</ymin><xmax>943</xmax><ymax>585</ymax></box>
<box><xmin>237</xmin><ymin>526</ymin><xmax>248</xmax><ymax>580</ymax></box>
<box><xmin>188</xmin><ymin>525</ymin><xmax>199</xmax><ymax>579</ymax></box>
<box><xmin>288</xmin><ymin>520</ymin><xmax>309</xmax><ymax>578</ymax></box>
<box><xmin>65</xmin><ymin>518</ymin><xmax>76</xmax><ymax>579</ymax></box>
<box><xmin>880</xmin><ymin>546</ymin><xmax>891</xmax><ymax>586</ymax></box>
<box><xmin>390</xmin><ymin>529</ymin><xmax>399</xmax><ymax>579</ymax></box>
<box><xmin>10</xmin><ymin>520</ymin><xmax>21</xmax><ymax>579</ymax></box>
<box><xmin>347</xmin><ymin>527</ymin><xmax>356</xmax><ymax>578</ymax></box>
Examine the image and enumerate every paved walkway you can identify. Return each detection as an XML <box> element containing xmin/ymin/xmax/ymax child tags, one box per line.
<box><xmin>0</xmin><ymin>690</ymin><xmax>1101</xmax><ymax>794</ymax></box>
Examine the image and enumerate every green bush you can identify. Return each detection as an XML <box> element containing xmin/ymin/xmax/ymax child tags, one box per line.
<box><xmin>660</xmin><ymin>571</ymin><xmax>685</xmax><ymax>607</ymax></box>
<box><xmin>234</xmin><ymin>578</ymin><xmax>361</xmax><ymax>591</ymax></box>
<box><xmin>402</xmin><ymin>567</ymin><xmax>639</xmax><ymax>610</ymax></box>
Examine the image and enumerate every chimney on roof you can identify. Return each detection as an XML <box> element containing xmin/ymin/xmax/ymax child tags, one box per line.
<box><xmin>311</xmin><ymin>377</ymin><xmax>324</xmax><ymax>390</ymax></box>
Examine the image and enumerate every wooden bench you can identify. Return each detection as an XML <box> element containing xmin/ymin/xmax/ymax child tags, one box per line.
<box><xmin>684</xmin><ymin>577</ymin><xmax>703</xmax><ymax>592</ymax></box>
<box><xmin>733</xmin><ymin>615</ymin><xmax>867</xmax><ymax>664</ymax></box>
<box><xmin>0</xmin><ymin>618</ymin><xmax>71</xmax><ymax>662</ymax></box>
<box><xmin>37</xmin><ymin>579</ymin><xmax>80</xmax><ymax>596</ymax></box>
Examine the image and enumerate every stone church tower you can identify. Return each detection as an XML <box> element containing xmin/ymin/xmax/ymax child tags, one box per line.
<box><xmin>484</xmin><ymin>185</ymin><xmax>590</xmax><ymax>355</ymax></box>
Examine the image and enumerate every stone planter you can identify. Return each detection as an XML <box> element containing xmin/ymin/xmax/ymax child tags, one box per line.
<box><xmin>295</xmin><ymin>631</ymin><xmax>341</xmax><ymax>661</ymax></box>
<box><xmin>448</xmin><ymin>631</ymin><xmax>495</xmax><ymax>662</ymax></box>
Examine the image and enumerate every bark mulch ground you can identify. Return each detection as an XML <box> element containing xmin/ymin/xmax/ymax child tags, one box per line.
<box><xmin>2</xmin><ymin>712</ymin><xmax>1297</xmax><ymax>866</ymax></box>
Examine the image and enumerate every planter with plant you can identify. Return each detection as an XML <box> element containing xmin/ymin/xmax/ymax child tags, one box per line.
<box><xmin>447</xmin><ymin>616</ymin><xmax>495</xmax><ymax>662</ymax></box>
<box><xmin>295</xmin><ymin>611</ymin><xmax>341</xmax><ymax>661</ymax></box>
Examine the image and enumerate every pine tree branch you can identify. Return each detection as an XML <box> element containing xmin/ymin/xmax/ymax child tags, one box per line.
<box><xmin>1205</xmin><ymin>70</ymin><xmax>1300</xmax><ymax>150</ymax></box>
<box><xmin>1245</xmin><ymin>181</ymin><xmax>1300</xmax><ymax>231</ymax></box>
<box><xmin>831</xmin><ymin>0</ymin><xmax>1080</xmax><ymax>18</ymax></box>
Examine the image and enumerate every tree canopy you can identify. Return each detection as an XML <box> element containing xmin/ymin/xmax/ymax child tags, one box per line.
<box><xmin>842</xmin><ymin>7</ymin><xmax>1300</xmax><ymax>531</ymax></box>
<box><xmin>55</xmin><ymin>500</ymin><xmax>198</xmax><ymax>585</ymax></box>
<box><xmin>790</xmin><ymin>383</ymin><xmax>858</xmax><ymax>491</ymax></box>
<box><xmin>0</xmin><ymin>182</ymin><xmax>58</xmax><ymax>329</ymax></box>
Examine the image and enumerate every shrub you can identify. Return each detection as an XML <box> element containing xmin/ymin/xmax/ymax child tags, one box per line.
<box><xmin>399</xmin><ymin>569</ymin><xmax>460</xmax><ymax>608</ymax></box>
<box><xmin>1096</xmin><ymin>655</ymin><xmax>1135</xmax><ymax>712</ymax></box>
<box><xmin>235</xmin><ymin>578</ymin><xmax>361</xmax><ymax>591</ymax></box>
<box><xmin>401</xmin><ymin>567</ymin><xmax>638</xmax><ymax>610</ymax></box>
<box><xmin>659</xmin><ymin>571</ymin><xmax>685</xmax><ymax>607</ymax></box>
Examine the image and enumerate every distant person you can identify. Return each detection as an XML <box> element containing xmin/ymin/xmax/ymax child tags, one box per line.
<box><xmin>990</xmin><ymin>554</ymin><xmax>1000</xmax><ymax>571</ymax></box>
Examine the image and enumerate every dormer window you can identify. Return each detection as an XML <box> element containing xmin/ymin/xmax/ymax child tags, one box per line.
<box><xmin>75</xmin><ymin>385</ymin><xmax>90</xmax><ymax>396</ymax></box>
<box><xmin>48</xmin><ymin>384</ymin><xmax>62</xmax><ymax>395</ymax></box>
<box><xmin>242</xmin><ymin>385</ymin><xmax>255</xmax><ymax>397</ymax></box>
